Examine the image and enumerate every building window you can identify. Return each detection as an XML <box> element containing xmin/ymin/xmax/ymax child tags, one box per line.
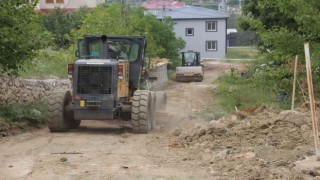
<box><xmin>185</xmin><ymin>28</ymin><xmax>194</xmax><ymax>36</ymax></box>
<box><xmin>206</xmin><ymin>41</ymin><xmax>217</xmax><ymax>51</ymax></box>
<box><xmin>206</xmin><ymin>21</ymin><xmax>217</xmax><ymax>32</ymax></box>
<box><xmin>46</xmin><ymin>0</ymin><xmax>54</xmax><ymax>3</ymax></box>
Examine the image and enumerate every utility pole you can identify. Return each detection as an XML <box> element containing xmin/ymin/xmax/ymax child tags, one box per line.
<box><xmin>162</xmin><ymin>0</ymin><xmax>165</xmax><ymax>21</ymax></box>
<box><xmin>121</xmin><ymin>0</ymin><xmax>127</xmax><ymax>25</ymax></box>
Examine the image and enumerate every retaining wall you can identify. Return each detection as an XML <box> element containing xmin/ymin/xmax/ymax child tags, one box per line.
<box><xmin>149</xmin><ymin>63</ymin><xmax>168</xmax><ymax>89</ymax></box>
<box><xmin>0</xmin><ymin>76</ymin><xmax>69</xmax><ymax>105</ymax></box>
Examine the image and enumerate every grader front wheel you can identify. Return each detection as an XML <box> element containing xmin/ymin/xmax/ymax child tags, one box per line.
<box><xmin>47</xmin><ymin>91</ymin><xmax>78</xmax><ymax>132</ymax></box>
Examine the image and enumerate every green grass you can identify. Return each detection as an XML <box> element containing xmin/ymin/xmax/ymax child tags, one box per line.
<box><xmin>19</xmin><ymin>49</ymin><xmax>76</xmax><ymax>79</ymax></box>
<box><xmin>225</xmin><ymin>46</ymin><xmax>259</xmax><ymax>59</ymax></box>
<box><xmin>214</xmin><ymin>72</ymin><xmax>290</xmax><ymax>113</ymax></box>
<box><xmin>0</xmin><ymin>103</ymin><xmax>47</xmax><ymax>125</ymax></box>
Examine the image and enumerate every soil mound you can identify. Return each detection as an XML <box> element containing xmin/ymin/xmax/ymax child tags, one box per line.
<box><xmin>175</xmin><ymin>109</ymin><xmax>316</xmax><ymax>179</ymax></box>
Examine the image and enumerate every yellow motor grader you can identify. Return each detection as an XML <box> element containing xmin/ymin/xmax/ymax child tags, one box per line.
<box><xmin>46</xmin><ymin>35</ymin><xmax>167</xmax><ymax>133</ymax></box>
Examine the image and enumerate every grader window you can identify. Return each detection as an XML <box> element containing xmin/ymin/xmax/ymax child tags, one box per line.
<box><xmin>81</xmin><ymin>37</ymin><xmax>141</xmax><ymax>61</ymax></box>
<box><xmin>89</xmin><ymin>41</ymin><xmax>102</xmax><ymax>58</ymax></box>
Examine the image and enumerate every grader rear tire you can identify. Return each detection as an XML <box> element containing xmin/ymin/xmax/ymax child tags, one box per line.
<box><xmin>47</xmin><ymin>91</ymin><xmax>73</xmax><ymax>132</ymax></box>
<box><xmin>155</xmin><ymin>91</ymin><xmax>167</xmax><ymax>111</ymax></box>
<box><xmin>131</xmin><ymin>90</ymin><xmax>153</xmax><ymax>133</ymax></box>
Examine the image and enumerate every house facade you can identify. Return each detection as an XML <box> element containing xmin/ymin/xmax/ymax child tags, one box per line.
<box><xmin>36</xmin><ymin>0</ymin><xmax>104</xmax><ymax>12</ymax></box>
<box><xmin>156</xmin><ymin>6</ymin><xmax>229</xmax><ymax>59</ymax></box>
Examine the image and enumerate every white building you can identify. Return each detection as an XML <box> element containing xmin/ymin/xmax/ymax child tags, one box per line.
<box><xmin>156</xmin><ymin>6</ymin><xmax>229</xmax><ymax>59</ymax></box>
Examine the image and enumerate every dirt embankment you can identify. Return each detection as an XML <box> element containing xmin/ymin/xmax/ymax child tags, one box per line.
<box><xmin>1</xmin><ymin>61</ymin><xmax>319</xmax><ymax>179</ymax></box>
<box><xmin>164</xmin><ymin>108</ymin><xmax>317</xmax><ymax>179</ymax></box>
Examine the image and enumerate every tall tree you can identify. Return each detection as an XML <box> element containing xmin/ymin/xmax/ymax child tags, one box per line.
<box><xmin>0</xmin><ymin>0</ymin><xmax>49</xmax><ymax>75</ymax></box>
<box><xmin>75</xmin><ymin>3</ymin><xmax>185</xmax><ymax>62</ymax></box>
<box><xmin>239</xmin><ymin>0</ymin><xmax>320</xmax><ymax>63</ymax></box>
<box><xmin>42</xmin><ymin>6</ymin><xmax>91</xmax><ymax>48</ymax></box>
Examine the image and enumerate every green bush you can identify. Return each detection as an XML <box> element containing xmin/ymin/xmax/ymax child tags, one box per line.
<box><xmin>215</xmin><ymin>64</ymin><xmax>292</xmax><ymax>113</ymax></box>
<box><xmin>0</xmin><ymin>103</ymin><xmax>47</xmax><ymax>125</ymax></box>
<box><xmin>0</xmin><ymin>1</ymin><xmax>50</xmax><ymax>75</ymax></box>
<box><xmin>19</xmin><ymin>49</ymin><xmax>76</xmax><ymax>79</ymax></box>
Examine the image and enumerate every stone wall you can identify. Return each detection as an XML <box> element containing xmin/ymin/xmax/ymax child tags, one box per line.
<box><xmin>0</xmin><ymin>76</ymin><xmax>69</xmax><ymax>105</ymax></box>
<box><xmin>0</xmin><ymin>63</ymin><xmax>168</xmax><ymax>105</ymax></box>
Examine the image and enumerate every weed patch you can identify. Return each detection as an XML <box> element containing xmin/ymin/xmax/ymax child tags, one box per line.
<box><xmin>0</xmin><ymin>103</ymin><xmax>47</xmax><ymax>125</ymax></box>
<box><xmin>226</xmin><ymin>47</ymin><xmax>258</xmax><ymax>59</ymax></box>
<box><xmin>19</xmin><ymin>49</ymin><xmax>75</xmax><ymax>79</ymax></box>
<box><xmin>214</xmin><ymin>67</ymin><xmax>292</xmax><ymax>113</ymax></box>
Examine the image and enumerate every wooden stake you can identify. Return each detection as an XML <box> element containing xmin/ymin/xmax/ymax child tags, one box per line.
<box><xmin>304</xmin><ymin>42</ymin><xmax>320</xmax><ymax>156</ymax></box>
<box><xmin>291</xmin><ymin>55</ymin><xmax>298</xmax><ymax>110</ymax></box>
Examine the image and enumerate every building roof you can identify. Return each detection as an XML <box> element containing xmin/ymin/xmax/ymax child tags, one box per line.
<box><xmin>156</xmin><ymin>5</ymin><xmax>230</xmax><ymax>20</ymax></box>
<box><xmin>142</xmin><ymin>0</ymin><xmax>185</xmax><ymax>10</ymax></box>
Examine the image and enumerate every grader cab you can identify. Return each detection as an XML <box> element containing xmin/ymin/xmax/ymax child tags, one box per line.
<box><xmin>46</xmin><ymin>35</ymin><xmax>166</xmax><ymax>133</ymax></box>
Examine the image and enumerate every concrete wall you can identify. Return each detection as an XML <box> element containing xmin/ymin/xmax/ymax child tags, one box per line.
<box><xmin>149</xmin><ymin>63</ymin><xmax>168</xmax><ymax>89</ymax></box>
<box><xmin>0</xmin><ymin>64</ymin><xmax>168</xmax><ymax>105</ymax></box>
<box><xmin>173</xmin><ymin>19</ymin><xmax>227</xmax><ymax>59</ymax></box>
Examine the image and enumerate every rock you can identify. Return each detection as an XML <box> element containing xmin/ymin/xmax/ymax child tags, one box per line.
<box><xmin>0</xmin><ymin>132</ymin><xmax>7</xmax><ymax>137</ymax></box>
<box><xmin>254</xmin><ymin>104</ymin><xmax>267</xmax><ymax>114</ymax></box>
<box><xmin>233</xmin><ymin>152</ymin><xmax>256</xmax><ymax>159</ymax></box>
<box><xmin>121</xmin><ymin>165</ymin><xmax>129</xmax><ymax>169</ymax></box>
<box><xmin>204</xmin><ymin>148</ymin><xmax>211</xmax><ymax>154</ymax></box>
<box><xmin>231</xmin><ymin>115</ymin><xmax>237</xmax><ymax>121</ymax></box>
<box><xmin>201</xmin><ymin>153</ymin><xmax>212</xmax><ymax>162</ymax></box>
<box><xmin>121</xmin><ymin>134</ymin><xmax>129</xmax><ymax>138</ymax></box>
<box><xmin>212</xmin><ymin>149</ymin><xmax>229</xmax><ymax>160</ymax></box>
<box><xmin>182</xmin><ymin>157</ymin><xmax>189</xmax><ymax>161</ymax></box>
<box><xmin>209</xmin><ymin>120</ymin><xmax>219</xmax><ymax>125</ymax></box>
<box><xmin>233</xmin><ymin>111</ymin><xmax>248</xmax><ymax>119</ymax></box>
<box><xmin>172</xmin><ymin>128</ymin><xmax>182</xmax><ymax>136</ymax></box>
<box><xmin>60</xmin><ymin>157</ymin><xmax>68</xmax><ymax>162</ymax></box>
<box><xmin>280</xmin><ymin>110</ymin><xmax>299</xmax><ymax>115</ymax></box>
<box><xmin>206</xmin><ymin>167</ymin><xmax>216</xmax><ymax>174</ymax></box>
<box><xmin>14</xmin><ymin>79</ymin><xmax>20</xmax><ymax>87</ymax></box>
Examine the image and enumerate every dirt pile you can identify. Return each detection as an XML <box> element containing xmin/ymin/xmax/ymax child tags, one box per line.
<box><xmin>173</xmin><ymin>109</ymin><xmax>317</xmax><ymax>179</ymax></box>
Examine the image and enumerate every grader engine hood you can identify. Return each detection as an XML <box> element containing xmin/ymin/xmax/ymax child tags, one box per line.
<box><xmin>72</xmin><ymin>59</ymin><xmax>119</xmax><ymax>120</ymax></box>
<box><xmin>73</xmin><ymin>59</ymin><xmax>118</xmax><ymax>96</ymax></box>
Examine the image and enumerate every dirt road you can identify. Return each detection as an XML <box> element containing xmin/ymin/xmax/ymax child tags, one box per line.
<box><xmin>2</xmin><ymin>61</ymin><xmax>319</xmax><ymax>179</ymax></box>
<box><xmin>0</xmin><ymin>61</ymin><xmax>235</xmax><ymax>180</ymax></box>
